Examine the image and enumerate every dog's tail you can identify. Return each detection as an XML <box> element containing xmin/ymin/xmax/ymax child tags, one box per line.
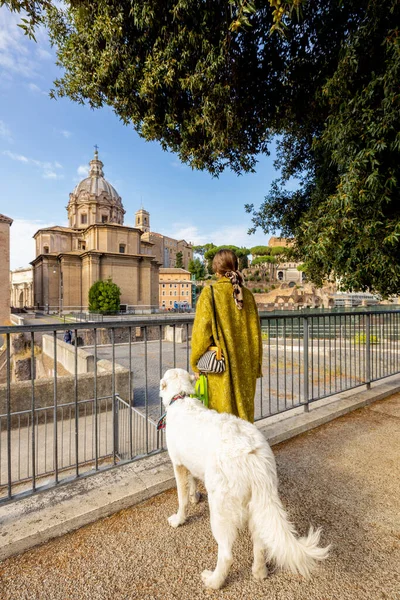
<box><xmin>249</xmin><ymin>455</ymin><xmax>330</xmax><ymax>577</ymax></box>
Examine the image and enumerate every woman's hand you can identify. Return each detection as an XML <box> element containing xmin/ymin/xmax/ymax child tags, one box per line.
<box><xmin>194</xmin><ymin>372</ymin><xmax>200</xmax><ymax>380</ymax></box>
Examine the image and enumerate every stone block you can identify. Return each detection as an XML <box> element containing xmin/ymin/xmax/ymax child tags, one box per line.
<box><xmin>14</xmin><ymin>357</ymin><xmax>33</xmax><ymax>381</ymax></box>
<box><xmin>164</xmin><ymin>325</ymin><xmax>187</xmax><ymax>343</ymax></box>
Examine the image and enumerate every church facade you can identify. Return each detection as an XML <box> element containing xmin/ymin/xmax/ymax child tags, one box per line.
<box><xmin>31</xmin><ymin>151</ymin><xmax>160</xmax><ymax>313</ymax></box>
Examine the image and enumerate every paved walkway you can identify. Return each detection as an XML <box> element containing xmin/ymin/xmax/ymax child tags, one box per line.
<box><xmin>1</xmin><ymin>395</ymin><xmax>399</xmax><ymax>600</ymax></box>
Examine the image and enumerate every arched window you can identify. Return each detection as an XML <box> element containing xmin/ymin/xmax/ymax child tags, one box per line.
<box><xmin>81</xmin><ymin>214</ymin><xmax>87</xmax><ymax>225</ymax></box>
<box><xmin>278</xmin><ymin>271</ymin><xmax>284</xmax><ymax>281</ymax></box>
<box><xmin>43</xmin><ymin>246</ymin><xmax>49</xmax><ymax>254</ymax></box>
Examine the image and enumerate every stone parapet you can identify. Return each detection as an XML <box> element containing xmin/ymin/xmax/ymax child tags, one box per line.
<box><xmin>42</xmin><ymin>334</ymin><xmax>94</xmax><ymax>374</ymax></box>
<box><xmin>0</xmin><ymin>360</ymin><xmax>131</xmax><ymax>427</ymax></box>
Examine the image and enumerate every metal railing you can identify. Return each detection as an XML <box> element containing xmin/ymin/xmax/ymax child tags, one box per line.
<box><xmin>1</xmin><ymin>308</ymin><xmax>399</xmax><ymax>503</ymax></box>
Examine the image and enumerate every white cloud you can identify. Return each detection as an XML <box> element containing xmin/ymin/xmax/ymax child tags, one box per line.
<box><xmin>0</xmin><ymin>9</ymin><xmax>38</xmax><ymax>78</ymax></box>
<box><xmin>0</xmin><ymin>119</ymin><xmax>12</xmax><ymax>141</ymax></box>
<box><xmin>3</xmin><ymin>150</ymin><xmax>64</xmax><ymax>179</ymax></box>
<box><xmin>3</xmin><ymin>150</ymin><xmax>29</xmax><ymax>163</ymax></box>
<box><xmin>170</xmin><ymin>222</ymin><xmax>271</xmax><ymax>249</ymax></box>
<box><xmin>0</xmin><ymin>7</ymin><xmax>55</xmax><ymax>80</ymax></box>
<box><xmin>28</xmin><ymin>82</ymin><xmax>47</xmax><ymax>96</ymax></box>
<box><xmin>54</xmin><ymin>128</ymin><xmax>72</xmax><ymax>139</ymax></box>
<box><xmin>77</xmin><ymin>164</ymin><xmax>89</xmax><ymax>177</ymax></box>
<box><xmin>36</xmin><ymin>48</ymin><xmax>53</xmax><ymax>61</ymax></box>
<box><xmin>9</xmin><ymin>219</ymin><xmax>53</xmax><ymax>270</ymax></box>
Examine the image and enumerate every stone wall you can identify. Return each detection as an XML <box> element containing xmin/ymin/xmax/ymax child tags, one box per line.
<box><xmin>42</xmin><ymin>334</ymin><xmax>94</xmax><ymax>374</ymax></box>
<box><xmin>79</xmin><ymin>325</ymin><xmax>163</xmax><ymax>346</ymax></box>
<box><xmin>0</xmin><ymin>360</ymin><xmax>131</xmax><ymax>428</ymax></box>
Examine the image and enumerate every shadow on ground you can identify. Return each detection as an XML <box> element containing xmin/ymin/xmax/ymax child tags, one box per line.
<box><xmin>1</xmin><ymin>396</ymin><xmax>399</xmax><ymax>600</ymax></box>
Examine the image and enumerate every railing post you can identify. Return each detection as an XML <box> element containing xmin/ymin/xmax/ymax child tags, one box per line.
<box><xmin>111</xmin><ymin>328</ymin><xmax>118</xmax><ymax>462</ymax></box>
<box><xmin>366</xmin><ymin>314</ymin><xmax>371</xmax><ymax>389</ymax></box>
<box><xmin>6</xmin><ymin>333</ymin><xmax>12</xmax><ymax>499</ymax></box>
<box><xmin>303</xmin><ymin>317</ymin><xmax>309</xmax><ymax>411</ymax></box>
<box><xmin>74</xmin><ymin>327</ymin><xmax>79</xmax><ymax>477</ymax></box>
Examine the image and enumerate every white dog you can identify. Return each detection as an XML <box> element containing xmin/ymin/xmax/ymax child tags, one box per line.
<box><xmin>159</xmin><ymin>368</ymin><xmax>330</xmax><ymax>590</ymax></box>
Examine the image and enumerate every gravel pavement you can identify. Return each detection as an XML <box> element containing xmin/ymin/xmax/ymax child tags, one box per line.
<box><xmin>1</xmin><ymin>394</ymin><xmax>399</xmax><ymax>600</ymax></box>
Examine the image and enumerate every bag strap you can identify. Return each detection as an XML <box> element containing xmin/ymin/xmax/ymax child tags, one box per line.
<box><xmin>210</xmin><ymin>285</ymin><xmax>220</xmax><ymax>342</ymax></box>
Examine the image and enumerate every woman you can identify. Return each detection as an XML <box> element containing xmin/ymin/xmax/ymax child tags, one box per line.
<box><xmin>190</xmin><ymin>249</ymin><xmax>262</xmax><ymax>422</ymax></box>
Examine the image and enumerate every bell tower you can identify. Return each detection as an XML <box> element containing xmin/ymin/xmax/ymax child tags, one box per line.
<box><xmin>135</xmin><ymin>207</ymin><xmax>150</xmax><ymax>232</ymax></box>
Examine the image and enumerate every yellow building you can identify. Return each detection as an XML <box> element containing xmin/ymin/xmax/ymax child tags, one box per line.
<box><xmin>268</xmin><ymin>237</ymin><xmax>294</xmax><ymax>249</ymax></box>
<box><xmin>31</xmin><ymin>150</ymin><xmax>160</xmax><ymax>313</ymax></box>
<box><xmin>159</xmin><ymin>268</ymin><xmax>193</xmax><ymax>309</ymax></box>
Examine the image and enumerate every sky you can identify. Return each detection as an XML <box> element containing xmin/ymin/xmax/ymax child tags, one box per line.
<box><xmin>0</xmin><ymin>6</ymin><xmax>284</xmax><ymax>271</ymax></box>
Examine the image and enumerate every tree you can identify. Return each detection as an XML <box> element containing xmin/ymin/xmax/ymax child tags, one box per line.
<box><xmin>251</xmin><ymin>256</ymin><xmax>275</xmax><ymax>266</ymax></box>
<box><xmin>204</xmin><ymin>247</ymin><xmax>218</xmax><ymax>275</ymax></box>
<box><xmin>245</xmin><ymin>0</ymin><xmax>400</xmax><ymax>296</ymax></box>
<box><xmin>204</xmin><ymin>245</ymin><xmax>250</xmax><ymax>273</ymax></box>
<box><xmin>8</xmin><ymin>0</ymin><xmax>400</xmax><ymax>293</ymax></box>
<box><xmin>43</xmin><ymin>1</ymin><xmax>315</xmax><ymax>175</ymax></box>
<box><xmin>88</xmin><ymin>279</ymin><xmax>121</xmax><ymax>314</ymax></box>
<box><xmin>192</xmin><ymin>244</ymin><xmax>216</xmax><ymax>259</ymax></box>
<box><xmin>251</xmin><ymin>255</ymin><xmax>278</xmax><ymax>282</ymax></box>
<box><xmin>175</xmin><ymin>251</ymin><xmax>183</xmax><ymax>269</ymax></box>
<box><xmin>238</xmin><ymin>251</ymin><xmax>249</xmax><ymax>271</ymax></box>
<box><xmin>188</xmin><ymin>258</ymin><xmax>206</xmax><ymax>281</ymax></box>
<box><xmin>250</xmin><ymin>246</ymin><xmax>271</xmax><ymax>257</ymax></box>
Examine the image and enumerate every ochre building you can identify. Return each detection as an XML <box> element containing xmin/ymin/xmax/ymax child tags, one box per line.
<box><xmin>136</xmin><ymin>209</ymin><xmax>193</xmax><ymax>269</ymax></box>
<box><xmin>31</xmin><ymin>151</ymin><xmax>160</xmax><ymax>313</ymax></box>
<box><xmin>159</xmin><ymin>268</ymin><xmax>193</xmax><ymax>309</ymax></box>
<box><xmin>268</xmin><ymin>237</ymin><xmax>294</xmax><ymax>249</ymax></box>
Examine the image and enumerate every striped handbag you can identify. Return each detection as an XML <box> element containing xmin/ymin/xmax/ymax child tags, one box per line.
<box><xmin>196</xmin><ymin>286</ymin><xmax>226</xmax><ymax>374</ymax></box>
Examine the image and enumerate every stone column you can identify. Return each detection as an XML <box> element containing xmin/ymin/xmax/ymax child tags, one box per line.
<box><xmin>0</xmin><ymin>214</ymin><xmax>13</xmax><ymax>326</ymax></box>
<box><xmin>29</xmin><ymin>282</ymin><xmax>33</xmax><ymax>307</ymax></box>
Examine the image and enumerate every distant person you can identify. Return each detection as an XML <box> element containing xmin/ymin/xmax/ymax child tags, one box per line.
<box><xmin>190</xmin><ymin>248</ymin><xmax>262</xmax><ymax>422</ymax></box>
<box><xmin>64</xmin><ymin>330</ymin><xmax>72</xmax><ymax>344</ymax></box>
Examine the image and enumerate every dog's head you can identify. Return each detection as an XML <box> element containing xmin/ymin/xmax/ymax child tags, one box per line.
<box><xmin>160</xmin><ymin>368</ymin><xmax>196</xmax><ymax>407</ymax></box>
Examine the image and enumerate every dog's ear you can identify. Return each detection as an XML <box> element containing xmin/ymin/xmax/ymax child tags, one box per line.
<box><xmin>160</xmin><ymin>379</ymin><xmax>167</xmax><ymax>390</ymax></box>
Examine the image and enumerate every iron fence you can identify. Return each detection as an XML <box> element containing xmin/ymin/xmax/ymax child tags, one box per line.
<box><xmin>1</xmin><ymin>309</ymin><xmax>399</xmax><ymax>503</ymax></box>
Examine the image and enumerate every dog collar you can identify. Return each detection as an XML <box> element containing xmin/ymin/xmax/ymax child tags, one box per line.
<box><xmin>156</xmin><ymin>392</ymin><xmax>187</xmax><ymax>431</ymax></box>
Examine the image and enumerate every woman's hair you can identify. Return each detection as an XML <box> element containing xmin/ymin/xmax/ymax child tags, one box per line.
<box><xmin>212</xmin><ymin>249</ymin><xmax>239</xmax><ymax>275</ymax></box>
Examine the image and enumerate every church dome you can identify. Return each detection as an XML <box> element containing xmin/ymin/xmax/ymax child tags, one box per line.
<box><xmin>67</xmin><ymin>149</ymin><xmax>125</xmax><ymax>229</ymax></box>
<box><xmin>73</xmin><ymin>174</ymin><xmax>120</xmax><ymax>201</ymax></box>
